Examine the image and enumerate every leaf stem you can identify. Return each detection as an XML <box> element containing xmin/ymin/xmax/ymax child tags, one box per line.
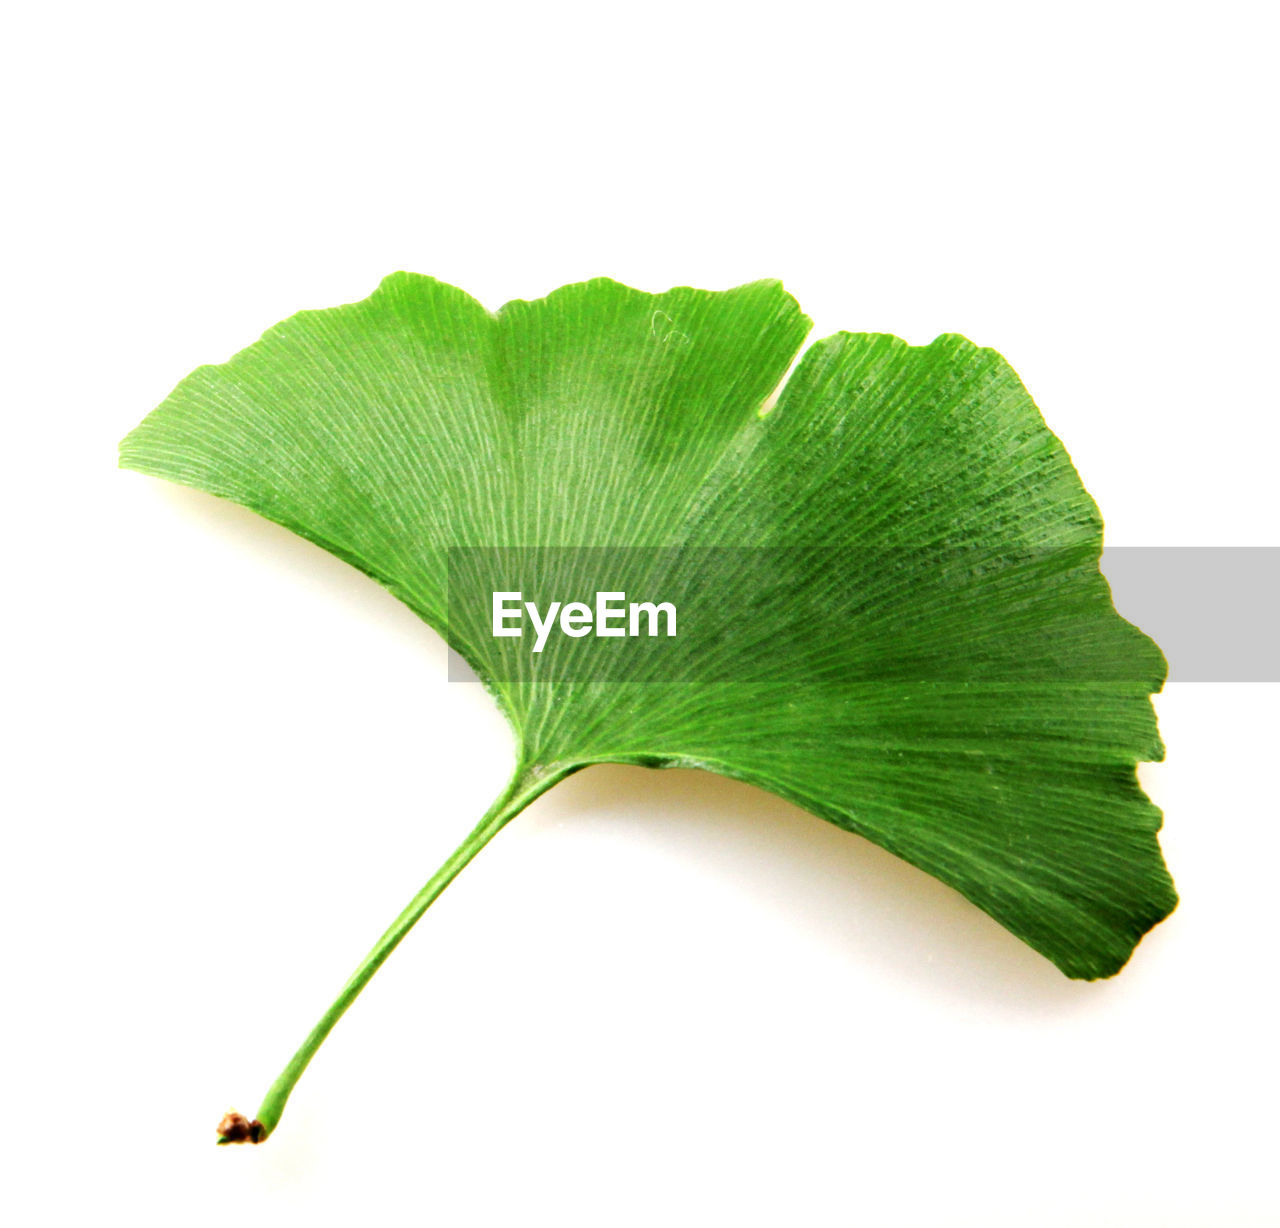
<box><xmin>220</xmin><ymin>762</ymin><xmax>566</xmax><ymax>1144</ymax></box>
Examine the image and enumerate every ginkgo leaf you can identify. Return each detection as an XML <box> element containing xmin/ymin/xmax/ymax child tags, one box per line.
<box><xmin>119</xmin><ymin>274</ymin><xmax>1176</xmax><ymax>1143</ymax></box>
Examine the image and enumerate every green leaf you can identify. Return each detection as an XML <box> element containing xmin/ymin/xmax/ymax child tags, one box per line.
<box><xmin>120</xmin><ymin>274</ymin><xmax>1175</xmax><ymax>1141</ymax></box>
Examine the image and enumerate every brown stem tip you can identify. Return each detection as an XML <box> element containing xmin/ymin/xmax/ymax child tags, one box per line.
<box><xmin>217</xmin><ymin>1111</ymin><xmax>266</xmax><ymax>1145</ymax></box>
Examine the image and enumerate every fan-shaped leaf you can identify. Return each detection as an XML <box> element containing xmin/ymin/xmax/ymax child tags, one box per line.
<box><xmin>120</xmin><ymin>274</ymin><xmax>1175</xmax><ymax>1141</ymax></box>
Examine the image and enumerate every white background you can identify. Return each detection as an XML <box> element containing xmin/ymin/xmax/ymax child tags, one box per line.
<box><xmin>3</xmin><ymin>2</ymin><xmax>1277</xmax><ymax>1225</ymax></box>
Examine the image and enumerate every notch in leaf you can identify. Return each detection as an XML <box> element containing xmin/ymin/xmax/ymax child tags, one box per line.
<box><xmin>119</xmin><ymin>274</ymin><xmax>1176</xmax><ymax>1144</ymax></box>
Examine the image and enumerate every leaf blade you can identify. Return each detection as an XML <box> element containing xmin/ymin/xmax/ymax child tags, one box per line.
<box><xmin>121</xmin><ymin>274</ymin><xmax>1176</xmax><ymax>980</ymax></box>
